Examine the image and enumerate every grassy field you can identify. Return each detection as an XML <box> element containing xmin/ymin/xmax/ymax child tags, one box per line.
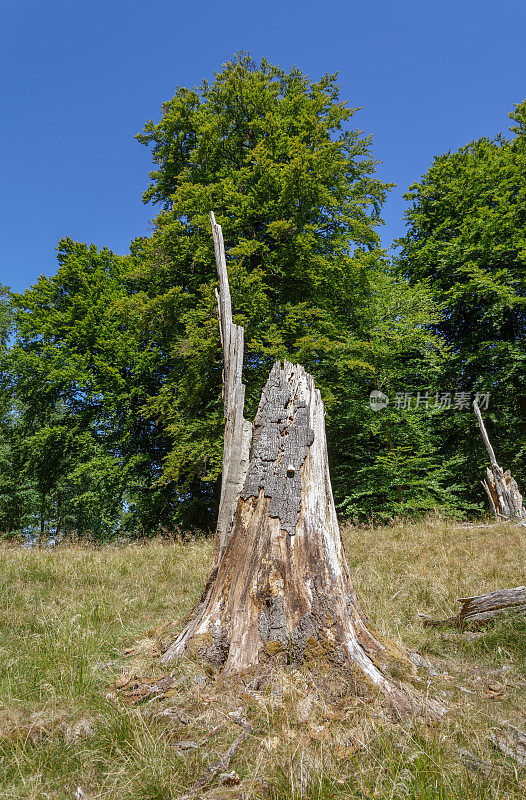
<box><xmin>0</xmin><ymin>517</ymin><xmax>524</xmax><ymax>799</ymax></box>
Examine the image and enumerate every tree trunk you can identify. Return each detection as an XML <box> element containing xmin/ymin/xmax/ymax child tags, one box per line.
<box><xmin>211</xmin><ymin>212</ymin><xmax>252</xmax><ymax>564</ymax></box>
<box><xmin>162</xmin><ymin>213</ymin><xmax>443</xmax><ymax>718</ymax></box>
<box><xmin>474</xmin><ymin>401</ymin><xmax>525</xmax><ymax>521</ymax></box>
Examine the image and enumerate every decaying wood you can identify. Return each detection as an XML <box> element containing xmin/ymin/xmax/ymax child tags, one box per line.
<box><xmin>162</xmin><ymin>212</ymin><xmax>445</xmax><ymax>720</ymax></box>
<box><xmin>419</xmin><ymin>586</ymin><xmax>526</xmax><ymax>628</ymax></box>
<box><xmin>489</xmin><ymin>724</ymin><xmax>526</xmax><ymax>768</ymax></box>
<box><xmin>211</xmin><ymin>212</ymin><xmax>252</xmax><ymax>560</ymax></box>
<box><xmin>240</xmin><ymin>362</ymin><xmax>315</xmax><ymax>535</ymax></box>
<box><xmin>454</xmin><ymin>521</ymin><xmax>515</xmax><ymax>530</ymax></box>
<box><xmin>474</xmin><ymin>401</ymin><xmax>525</xmax><ymax>522</ymax></box>
<box><xmin>163</xmin><ymin>363</ymin><xmax>386</xmax><ymax>679</ymax></box>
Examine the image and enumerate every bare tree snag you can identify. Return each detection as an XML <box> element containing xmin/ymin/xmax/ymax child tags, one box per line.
<box><xmin>162</xmin><ymin>213</ymin><xmax>444</xmax><ymax>719</ymax></box>
<box><xmin>419</xmin><ymin>586</ymin><xmax>526</xmax><ymax>628</ymax></box>
<box><xmin>211</xmin><ymin>212</ymin><xmax>252</xmax><ymax>561</ymax></box>
<box><xmin>474</xmin><ymin>401</ymin><xmax>525</xmax><ymax>522</ymax></box>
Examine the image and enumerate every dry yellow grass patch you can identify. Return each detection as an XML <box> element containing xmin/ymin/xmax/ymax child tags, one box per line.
<box><xmin>0</xmin><ymin>518</ymin><xmax>523</xmax><ymax>799</ymax></box>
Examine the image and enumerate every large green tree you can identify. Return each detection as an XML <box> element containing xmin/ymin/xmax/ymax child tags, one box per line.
<box><xmin>5</xmin><ymin>54</ymin><xmax>471</xmax><ymax>535</ymax></box>
<box><xmin>132</xmin><ymin>53</ymin><xmax>453</xmax><ymax>524</ymax></box>
<box><xmin>397</xmin><ymin>101</ymin><xmax>526</xmax><ymax>502</ymax></box>
<box><xmin>7</xmin><ymin>240</ymin><xmax>176</xmax><ymax>538</ymax></box>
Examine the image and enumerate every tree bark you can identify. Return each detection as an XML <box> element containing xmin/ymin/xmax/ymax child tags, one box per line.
<box><xmin>162</xmin><ymin>213</ymin><xmax>443</xmax><ymax>718</ymax></box>
<box><xmin>474</xmin><ymin>401</ymin><xmax>525</xmax><ymax>521</ymax></box>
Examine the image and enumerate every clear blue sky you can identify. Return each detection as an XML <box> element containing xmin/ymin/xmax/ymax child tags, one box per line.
<box><xmin>2</xmin><ymin>0</ymin><xmax>525</xmax><ymax>293</ymax></box>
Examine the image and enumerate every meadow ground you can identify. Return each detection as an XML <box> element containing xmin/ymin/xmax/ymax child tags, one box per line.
<box><xmin>0</xmin><ymin>517</ymin><xmax>524</xmax><ymax>799</ymax></box>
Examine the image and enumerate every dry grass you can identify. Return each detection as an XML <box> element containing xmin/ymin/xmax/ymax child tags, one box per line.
<box><xmin>0</xmin><ymin>518</ymin><xmax>524</xmax><ymax>799</ymax></box>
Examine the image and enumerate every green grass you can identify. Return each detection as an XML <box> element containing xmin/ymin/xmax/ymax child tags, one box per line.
<box><xmin>0</xmin><ymin>519</ymin><xmax>524</xmax><ymax>799</ymax></box>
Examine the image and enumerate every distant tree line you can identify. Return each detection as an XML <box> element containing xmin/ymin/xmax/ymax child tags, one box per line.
<box><xmin>0</xmin><ymin>54</ymin><xmax>524</xmax><ymax>539</ymax></box>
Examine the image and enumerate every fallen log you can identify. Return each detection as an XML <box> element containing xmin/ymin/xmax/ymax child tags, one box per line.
<box><xmin>419</xmin><ymin>586</ymin><xmax>526</xmax><ymax>629</ymax></box>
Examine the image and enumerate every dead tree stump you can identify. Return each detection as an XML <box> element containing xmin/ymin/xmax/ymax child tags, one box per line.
<box><xmin>474</xmin><ymin>401</ymin><xmax>525</xmax><ymax>522</ymax></box>
<box><xmin>162</xmin><ymin>213</ymin><xmax>443</xmax><ymax>718</ymax></box>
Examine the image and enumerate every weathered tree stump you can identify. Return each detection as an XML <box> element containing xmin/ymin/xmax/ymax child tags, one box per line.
<box><xmin>162</xmin><ymin>213</ymin><xmax>443</xmax><ymax>718</ymax></box>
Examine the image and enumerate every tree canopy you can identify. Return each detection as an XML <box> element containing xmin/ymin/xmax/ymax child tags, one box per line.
<box><xmin>130</xmin><ymin>53</ymin><xmax>451</xmax><ymax>525</ymax></box>
<box><xmin>1</xmin><ymin>56</ymin><xmax>523</xmax><ymax>539</ymax></box>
